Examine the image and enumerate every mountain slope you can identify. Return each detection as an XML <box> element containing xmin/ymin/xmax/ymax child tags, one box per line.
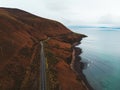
<box><xmin>0</xmin><ymin>7</ymin><xmax>90</xmax><ymax>90</ymax></box>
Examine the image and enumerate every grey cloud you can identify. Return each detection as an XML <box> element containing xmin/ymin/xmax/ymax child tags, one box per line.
<box><xmin>43</xmin><ymin>0</ymin><xmax>69</xmax><ymax>11</ymax></box>
<box><xmin>1</xmin><ymin>0</ymin><xmax>120</xmax><ymax>26</ymax></box>
<box><xmin>98</xmin><ymin>14</ymin><xmax>120</xmax><ymax>25</ymax></box>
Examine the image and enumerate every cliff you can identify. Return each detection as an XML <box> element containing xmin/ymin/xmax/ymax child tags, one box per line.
<box><xmin>0</xmin><ymin>7</ymin><xmax>91</xmax><ymax>90</ymax></box>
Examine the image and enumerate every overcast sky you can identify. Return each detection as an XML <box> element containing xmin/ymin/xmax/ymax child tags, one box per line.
<box><xmin>0</xmin><ymin>0</ymin><xmax>120</xmax><ymax>26</ymax></box>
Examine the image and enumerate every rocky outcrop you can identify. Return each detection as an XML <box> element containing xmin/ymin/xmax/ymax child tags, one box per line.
<box><xmin>0</xmin><ymin>7</ymin><xmax>91</xmax><ymax>90</ymax></box>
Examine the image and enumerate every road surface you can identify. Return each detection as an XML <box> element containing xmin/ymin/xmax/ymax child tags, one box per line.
<box><xmin>40</xmin><ymin>41</ymin><xmax>46</xmax><ymax>90</ymax></box>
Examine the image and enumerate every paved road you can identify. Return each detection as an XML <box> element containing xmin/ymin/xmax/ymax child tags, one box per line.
<box><xmin>40</xmin><ymin>41</ymin><xmax>46</xmax><ymax>90</ymax></box>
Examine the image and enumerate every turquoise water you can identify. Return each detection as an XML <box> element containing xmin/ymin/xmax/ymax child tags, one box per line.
<box><xmin>69</xmin><ymin>27</ymin><xmax>120</xmax><ymax>90</ymax></box>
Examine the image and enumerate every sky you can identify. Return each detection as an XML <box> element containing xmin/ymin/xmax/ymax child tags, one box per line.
<box><xmin>0</xmin><ymin>0</ymin><xmax>120</xmax><ymax>26</ymax></box>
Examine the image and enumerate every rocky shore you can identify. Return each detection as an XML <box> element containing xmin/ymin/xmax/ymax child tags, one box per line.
<box><xmin>0</xmin><ymin>7</ymin><xmax>92</xmax><ymax>90</ymax></box>
<box><xmin>71</xmin><ymin>44</ymin><xmax>93</xmax><ymax>90</ymax></box>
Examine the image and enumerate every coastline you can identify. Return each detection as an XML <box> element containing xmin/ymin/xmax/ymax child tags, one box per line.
<box><xmin>71</xmin><ymin>40</ymin><xmax>93</xmax><ymax>90</ymax></box>
<box><xmin>0</xmin><ymin>7</ymin><xmax>93</xmax><ymax>90</ymax></box>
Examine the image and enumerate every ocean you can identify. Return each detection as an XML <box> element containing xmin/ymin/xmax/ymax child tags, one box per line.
<box><xmin>69</xmin><ymin>26</ymin><xmax>120</xmax><ymax>90</ymax></box>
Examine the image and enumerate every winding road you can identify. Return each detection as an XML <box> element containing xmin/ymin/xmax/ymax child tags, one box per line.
<box><xmin>40</xmin><ymin>41</ymin><xmax>46</xmax><ymax>90</ymax></box>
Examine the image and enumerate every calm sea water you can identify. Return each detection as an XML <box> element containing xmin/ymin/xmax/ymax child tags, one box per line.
<box><xmin>69</xmin><ymin>27</ymin><xmax>120</xmax><ymax>90</ymax></box>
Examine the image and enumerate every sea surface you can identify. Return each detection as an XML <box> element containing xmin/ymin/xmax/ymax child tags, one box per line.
<box><xmin>69</xmin><ymin>26</ymin><xmax>120</xmax><ymax>90</ymax></box>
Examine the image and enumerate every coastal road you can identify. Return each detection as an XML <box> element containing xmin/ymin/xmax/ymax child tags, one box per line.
<box><xmin>40</xmin><ymin>41</ymin><xmax>46</xmax><ymax>90</ymax></box>
<box><xmin>39</xmin><ymin>35</ymin><xmax>72</xmax><ymax>90</ymax></box>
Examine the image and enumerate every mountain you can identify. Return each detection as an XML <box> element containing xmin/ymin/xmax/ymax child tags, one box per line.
<box><xmin>69</xmin><ymin>25</ymin><xmax>120</xmax><ymax>30</ymax></box>
<box><xmin>0</xmin><ymin>7</ymin><xmax>91</xmax><ymax>90</ymax></box>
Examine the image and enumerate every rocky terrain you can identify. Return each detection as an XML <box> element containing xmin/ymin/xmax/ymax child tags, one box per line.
<box><xmin>0</xmin><ymin>7</ymin><xmax>92</xmax><ymax>90</ymax></box>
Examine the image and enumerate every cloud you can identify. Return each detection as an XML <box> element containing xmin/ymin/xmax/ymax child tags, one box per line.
<box><xmin>98</xmin><ymin>14</ymin><xmax>120</xmax><ymax>26</ymax></box>
<box><xmin>43</xmin><ymin>0</ymin><xmax>69</xmax><ymax>12</ymax></box>
<box><xmin>1</xmin><ymin>0</ymin><xmax>120</xmax><ymax>26</ymax></box>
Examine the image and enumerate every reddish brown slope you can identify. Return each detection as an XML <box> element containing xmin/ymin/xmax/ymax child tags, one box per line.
<box><xmin>0</xmin><ymin>7</ymin><xmax>90</xmax><ymax>90</ymax></box>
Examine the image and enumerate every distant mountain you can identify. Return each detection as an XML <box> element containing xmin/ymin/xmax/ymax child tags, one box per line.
<box><xmin>68</xmin><ymin>25</ymin><xmax>96</xmax><ymax>29</ymax></box>
<box><xmin>68</xmin><ymin>25</ymin><xmax>120</xmax><ymax>29</ymax></box>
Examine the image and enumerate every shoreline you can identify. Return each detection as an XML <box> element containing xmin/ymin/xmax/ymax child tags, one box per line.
<box><xmin>0</xmin><ymin>7</ymin><xmax>93</xmax><ymax>89</ymax></box>
<box><xmin>71</xmin><ymin>41</ymin><xmax>94</xmax><ymax>90</ymax></box>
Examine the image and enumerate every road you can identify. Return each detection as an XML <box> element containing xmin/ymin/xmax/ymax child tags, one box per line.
<box><xmin>39</xmin><ymin>35</ymin><xmax>69</xmax><ymax>90</ymax></box>
<box><xmin>40</xmin><ymin>41</ymin><xmax>46</xmax><ymax>90</ymax></box>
